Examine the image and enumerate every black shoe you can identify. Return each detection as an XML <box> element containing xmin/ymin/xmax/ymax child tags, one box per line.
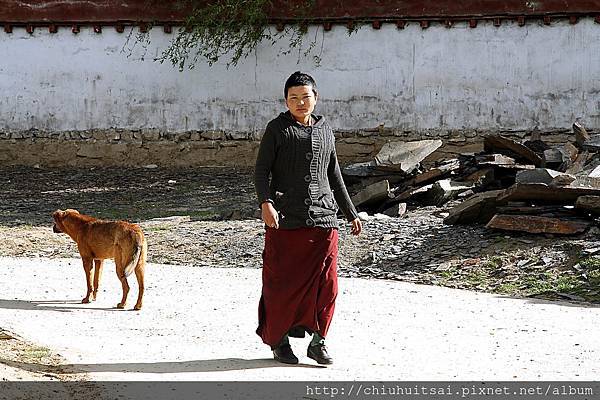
<box><xmin>273</xmin><ymin>344</ymin><xmax>299</xmax><ymax>364</ymax></box>
<box><xmin>307</xmin><ymin>344</ymin><xmax>333</xmax><ymax>365</ymax></box>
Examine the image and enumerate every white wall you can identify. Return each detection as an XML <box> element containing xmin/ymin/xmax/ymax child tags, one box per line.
<box><xmin>1</xmin><ymin>19</ymin><xmax>599</xmax><ymax>133</ymax></box>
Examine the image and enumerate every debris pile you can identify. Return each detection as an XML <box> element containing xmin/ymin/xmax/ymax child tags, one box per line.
<box><xmin>343</xmin><ymin>122</ymin><xmax>600</xmax><ymax>235</ymax></box>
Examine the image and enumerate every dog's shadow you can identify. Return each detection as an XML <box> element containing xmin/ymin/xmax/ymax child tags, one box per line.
<box><xmin>0</xmin><ymin>358</ymin><xmax>324</xmax><ymax>375</ymax></box>
<box><xmin>0</xmin><ymin>299</ymin><xmax>126</xmax><ymax>312</ymax></box>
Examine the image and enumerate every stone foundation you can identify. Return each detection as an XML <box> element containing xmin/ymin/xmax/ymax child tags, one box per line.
<box><xmin>0</xmin><ymin>128</ymin><xmax>574</xmax><ymax>168</ymax></box>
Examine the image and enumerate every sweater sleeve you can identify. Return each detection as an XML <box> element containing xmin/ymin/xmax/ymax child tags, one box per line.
<box><xmin>328</xmin><ymin>143</ymin><xmax>359</xmax><ymax>222</ymax></box>
<box><xmin>254</xmin><ymin>122</ymin><xmax>277</xmax><ymax>206</ymax></box>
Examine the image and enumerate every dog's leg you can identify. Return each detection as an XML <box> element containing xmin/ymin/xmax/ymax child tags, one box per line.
<box><xmin>133</xmin><ymin>263</ymin><xmax>145</xmax><ymax>310</ymax></box>
<box><xmin>115</xmin><ymin>257</ymin><xmax>129</xmax><ymax>309</ymax></box>
<box><xmin>92</xmin><ymin>259</ymin><xmax>104</xmax><ymax>301</ymax></box>
<box><xmin>82</xmin><ymin>258</ymin><xmax>94</xmax><ymax>304</ymax></box>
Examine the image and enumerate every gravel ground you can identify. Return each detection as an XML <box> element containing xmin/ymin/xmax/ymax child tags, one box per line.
<box><xmin>2</xmin><ymin>166</ymin><xmax>600</xmax><ymax>301</ymax></box>
<box><xmin>2</xmin><ymin>165</ymin><xmax>600</xmax><ymax>382</ymax></box>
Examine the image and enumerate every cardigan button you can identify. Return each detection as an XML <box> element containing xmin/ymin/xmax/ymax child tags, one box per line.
<box><xmin>304</xmin><ymin>175</ymin><xmax>311</xmax><ymax>182</ymax></box>
<box><xmin>306</xmin><ymin>219</ymin><xmax>314</xmax><ymax>226</ymax></box>
<box><xmin>304</xmin><ymin>198</ymin><xmax>312</xmax><ymax>205</ymax></box>
<box><xmin>305</xmin><ymin>152</ymin><xmax>313</xmax><ymax>160</ymax></box>
<box><xmin>305</xmin><ymin>127</ymin><xmax>313</xmax><ymax>134</ymax></box>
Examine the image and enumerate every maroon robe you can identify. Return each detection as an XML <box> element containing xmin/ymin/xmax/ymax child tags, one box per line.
<box><xmin>257</xmin><ymin>226</ymin><xmax>339</xmax><ymax>348</ymax></box>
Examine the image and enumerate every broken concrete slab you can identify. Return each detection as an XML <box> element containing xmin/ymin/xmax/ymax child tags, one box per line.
<box><xmin>351</xmin><ymin>179</ymin><xmax>392</xmax><ymax>207</ymax></box>
<box><xmin>483</xmin><ymin>135</ymin><xmax>543</xmax><ymax>166</ymax></box>
<box><xmin>443</xmin><ymin>190</ymin><xmax>504</xmax><ymax>225</ymax></box>
<box><xmin>342</xmin><ymin>139</ymin><xmax>442</xmax><ymax>178</ymax></box>
<box><xmin>486</xmin><ymin>214</ymin><xmax>590</xmax><ymax>235</ymax></box>
<box><xmin>374</xmin><ymin>140</ymin><xmax>443</xmax><ymax>173</ymax></box>
<box><xmin>422</xmin><ymin>179</ymin><xmax>473</xmax><ymax>206</ymax></box>
<box><xmin>543</xmin><ymin>148</ymin><xmax>564</xmax><ymax>164</ymax></box>
<box><xmin>515</xmin><ymin>168</ymin><xmax>575</xmax><ymax>187</ymax></box>
<box><xmin>588</xmin><ymin>165</ymin><xmax>600</xmax><ymax>178</ymax></box>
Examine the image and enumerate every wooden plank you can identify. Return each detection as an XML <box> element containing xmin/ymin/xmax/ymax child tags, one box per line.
<box><xmin>573</xmin><ymin>121</ymin><xmax>590</xmax><ymax>146</ymax></box>
<box><xmin>495</xmin><ymin>205</ymin><xmax>574</xmax><ymax>215</ymax></box>
<box><xmin>486</xmin><ymin>214</ymin><xmax>590</xmax><ymax>235</ymax></box>
<box><xmin>483</xmin><ymin>135</ymin><xmax>543</xmax><ymax>166</ymax></box>
<box><xmin>565</xmin><ymin>151</ymin><xmax>590</xmax><ymax>175</ymax></box>
<box><xmin>408</xmin><ymin>159</ymin><xmax>460</xmax><ymax>186</ymax></box>
<box><xmin>575</xmin><ymin>195</ymin><xmax>600</xmax><ymax>214</ymax></box>
<box><xmin>443</xmin><ymin>189</ymin><xmax>504</xmax><ymax>225</ymax></box>
<box><xmin>497</xmin><ymin>183</ymin><xmax>600</xmax><ymax>204</ymax></box>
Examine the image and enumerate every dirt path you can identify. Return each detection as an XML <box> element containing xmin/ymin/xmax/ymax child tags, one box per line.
<box><xmin>1</xmin><ymin>257</ymin><xmax>600</xmax><ymax>384</ymax></box>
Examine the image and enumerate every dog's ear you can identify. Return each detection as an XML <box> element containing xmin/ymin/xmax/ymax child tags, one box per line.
<box><xmin>65</xmin><ymin>209</ymin><xmax>80</xmax><ymax>215</ymax></box>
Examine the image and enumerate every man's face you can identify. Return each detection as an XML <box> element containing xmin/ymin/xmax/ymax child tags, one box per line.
<box><xmin>285</xmin><ymin>85</ymin><xmax>318</xmax><ymax>123</ymax></box>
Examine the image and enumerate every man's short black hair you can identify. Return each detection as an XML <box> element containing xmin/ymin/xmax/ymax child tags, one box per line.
<box><xmin>284</xmin><ymin>71</ymin><xmax>317</xmax><ymax>98</ymax></box>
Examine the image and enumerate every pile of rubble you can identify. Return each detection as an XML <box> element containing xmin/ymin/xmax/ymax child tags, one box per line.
<box><xmin>344</xmin><ymin>122</ymin><xmax>600</xmax><ymax>235</ymax></box>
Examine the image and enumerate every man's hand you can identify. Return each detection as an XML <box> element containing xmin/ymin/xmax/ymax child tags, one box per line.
<box><xmin>261</xmin><ymin>202</ymin><xmax>279</xmax><ymax>229</ymax></box>
<box><xmin>350</xmin><ymin>218</ymin><xmax>362</xmax><ymax>236</ymax></box>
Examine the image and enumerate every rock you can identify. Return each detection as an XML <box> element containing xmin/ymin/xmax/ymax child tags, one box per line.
<box><xmin>200</xmin><ymin>131</ymin><xmax>225</xmax><ymax>140</ymax></box>
<box><xmin>422</xmin><ymin>179</ymin><xmax>473</xmax><ymax>206</ymax></box>
<box><xmin>543</xmin><ymin>143</ymin><xmax>578</xmax><ymax>171</ymax></box>
<box><xmin>515</xmin><ymin>168</ymin><xmax>575</xmax><ymax>186</ymax></box>
<box><xmin>357</xmin><ymin>211</ymin><xmax>372</xmax><ymax>221</ymax></box>
<box><xmin>76</xmin><ymin>145</ymin><xmax>103</xmax><ymax>159</ymax></box>
<box><xmin>382</xmin><ymin>202</ymin><xmax>407</xmax><ymax>218</ymax></box>
<box><xmin>342</xmin><ymin>162</ymin><xmax>390</xmax><ymax>178</ymax></box>
<box><xmin>476</xmin><ymin>154</ymin><xmax>516</xmax><ymax>166</ymax></box>
<box><xmin>351</xmin><ymin>180</ymin><xmax>392</xmax><ymax>207</ymax></box>
<box><xmin>373</xmin><ymin>213</ymin><xmax>392</xmax><ymax>220</ymax></box>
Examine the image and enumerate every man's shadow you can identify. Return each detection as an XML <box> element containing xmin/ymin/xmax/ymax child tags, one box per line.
<box><xmin>0</xmin><ymin>358</ymin><xmax>324</xmax><ymax>375</ymax></box>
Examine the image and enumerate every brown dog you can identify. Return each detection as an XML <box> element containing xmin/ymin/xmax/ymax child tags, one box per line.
<box><xmin>52</xmin><ymin>209</ymin><xmax>147</xmax><ymax>310</ymax></box>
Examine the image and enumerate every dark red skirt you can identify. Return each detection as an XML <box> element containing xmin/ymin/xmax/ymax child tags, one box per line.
<box><xmin>256</xmin><ymin>227</ymin><xmax>339</xmax><ymax>348</ymax></box>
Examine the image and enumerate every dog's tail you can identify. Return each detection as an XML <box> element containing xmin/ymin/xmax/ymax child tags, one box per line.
<box><xmin>124</xmin><ymin>233</ymin><xmax>146</xmax><ymax>277</ymax></box>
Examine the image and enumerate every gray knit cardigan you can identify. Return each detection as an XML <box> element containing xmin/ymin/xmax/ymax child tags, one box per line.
<box><xmin>254</xmin><ymin>111</ymin><xmax>359</xmax><ymax>230</ymax></box>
